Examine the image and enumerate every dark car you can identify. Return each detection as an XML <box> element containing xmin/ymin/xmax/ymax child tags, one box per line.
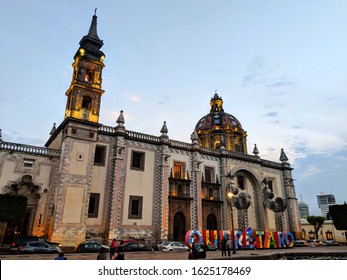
<box><xmin>323</xmin><ymin>240</ymin><xmax>342</xmax><ymax>246</ymax></box>
<box><xmin>17</xmin><ymin>241</ymin><xmax>62</xmax><ymax>254</ymax></box>
<box><xmin>75</xmin><ymin>240</ymin><xmax>110</xmax><ymax>253</ymax></box>
<box><xmin>10</xmin><ymin>236</ymin><xmax>61</xmax><ymax>253</ymax></box>
<box><xmin>120</xmin><ymin>242</ymin><xmax>153</xmax><ymax>252</ymax></box>
<box><xmin>294</xmin><ymin>240</ymin><xmax>308</xmax><ymax>247</ymax></box>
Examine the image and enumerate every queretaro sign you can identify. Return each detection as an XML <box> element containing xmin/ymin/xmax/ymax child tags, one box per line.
<box><xmin>185</xmin><ymin>228</ymin><xmax>295</xmax><ymax>250</ymax></box>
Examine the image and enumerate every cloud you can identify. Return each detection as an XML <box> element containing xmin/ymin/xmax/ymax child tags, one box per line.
<box><xmin>129</xmin><ymin>95</ymin><xmax>141</xmax><ymax>102</ymax></box>
<box><xmin>266</xmin><ymin>76</ymin><xmax>294</xmax><ymax>88</ymax></box>
<box><xmin>242</xmin><ymin>56</ymin><xmax>294</xmax><ymax>88</ymax></box>
<box><xmin>264</xmin><ymin>111</ymin><xmax>279</xmax><ymax>118</ymax></box>
<box><xmin>2</xmin><ymin>130</ymin><xmax>44</xmax><ymax>146</ymax></box>
<box><xmin>158</xmin><ymin>94</ymin><xmax>170</xmax><ymax>105</ymax></box>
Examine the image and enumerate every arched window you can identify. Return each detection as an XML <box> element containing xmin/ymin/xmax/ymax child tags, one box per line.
<box><xmin>82</xmin><ymin>96</ymin><xmax>92</xmax><ymax>110</ymax></box>
<box><xmin>209</xmin><ymin>188</ymin><xmax>213</xmax><ymax>199</ymax></box>
<box><xmin>177</xmin><ymin>184</ymin><xmax>183</xmax><ymax>196</ymax></box>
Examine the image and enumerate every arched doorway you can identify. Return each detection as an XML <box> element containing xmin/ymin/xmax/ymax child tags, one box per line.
<box><xmin>206</xmin><ymin>214</ymin><xmax>217</xmax><ymax>230</ymax></box>
<box><xmin>173</xmin><ymin>212</ymin><xmax>186</xmax><ymax>241</ymax></box>
<box><xmin>4</xmin><ymin>175</ymin><xmax>40</xmax><ymax>239</ymax></box>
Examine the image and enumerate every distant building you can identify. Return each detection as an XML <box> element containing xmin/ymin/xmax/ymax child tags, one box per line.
<box><xmin>317</xmin><ymin>192</ymin><xmax>336</xmax><ymax>218</ymax></box>
<box><xmin>298</xmin><ymin>201</ymin><xmax>310</xmax><ymax>219</ymax></box>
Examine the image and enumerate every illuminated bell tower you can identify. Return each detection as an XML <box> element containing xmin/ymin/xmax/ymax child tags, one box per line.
<box><xmin>65</xmin><ymin>12</ymin><xmax>105</xmax><ymax>123</ymax></box>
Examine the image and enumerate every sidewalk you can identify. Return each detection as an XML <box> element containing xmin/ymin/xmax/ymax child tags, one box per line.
<box><xmin>1</xmin><ymin>245</ymin><xmax>347</xmax><ymax>260</ymax></box>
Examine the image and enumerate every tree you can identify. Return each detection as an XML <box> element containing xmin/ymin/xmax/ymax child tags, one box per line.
<box><xmin>329</xmin><ymin>203</ymin><xmax>347</xmax><ymax>230</ymax></box>
<box><xmin>306</xmin><ymin>216</ymin><xmax>325</xmax><ymax>239</ymax></box>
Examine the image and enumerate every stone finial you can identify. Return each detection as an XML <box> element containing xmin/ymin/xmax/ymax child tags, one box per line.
<box><xmin>116</xmin><ymin>110</ymin><xmax>125</xmax><ymax>127</ymax></box>
<box><xmin>279</xmin><ymin>148</ymin><xmax>289</xmax><ymax>162</ymax></box>
<box><xmin>253</xmin><ymin>143</ymin><xmax>259</xmax><ymax>156</ymax></box>
<box><xmin>160</xmin><ymin>121</ymin><xmax>168</xmax><ymax>135</ymax></box>
<box><xmin>50</xmin><ymin>123</ymin><xmax>56</xmax><ymax>135</ymax></box>
<box><xmin>190</xmin><ymin>130</ymin><xmax>198</xmax><ymax>141</ymax></box>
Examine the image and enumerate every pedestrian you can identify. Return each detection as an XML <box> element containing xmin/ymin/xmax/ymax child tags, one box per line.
<box><xmin>110</xmin><ymin>238</ymin><xmax>117</xmax><ymax>260</ymax></box>
<box><xmin>191</xmin><ymin>240</ymin><xmax>198</xmax><ymax>259</ymax></box>
<box><xmin>220</xmin><ymin>237</ymin><xmax>227</xmax><ymax>257</ymax></box>
<box><xmin>97</xmin><ymin>247</ymin><xmax>108</xmax><ymax>260</ymax></box>
<box><xmin>226</xmin><ymin>239</ymin><xmax>231</xmax><ymax>257</ymax></box>
<box><xmin>114</xmin><ymin>240</ymin><xmax>125</xmax><ymax>260</ymax></box>
<box><xmin>54</xmin><ymin>252</ymin><xmax>67</xmax><ymax>260</ymax></box>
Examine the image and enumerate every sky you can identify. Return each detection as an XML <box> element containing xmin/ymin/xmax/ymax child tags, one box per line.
<box><xmin>0</xmin><ymin>0</ymin><xmax>346</xmax><ymax>216</ymax></box>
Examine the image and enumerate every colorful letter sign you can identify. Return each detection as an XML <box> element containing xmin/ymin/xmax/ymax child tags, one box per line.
<box><xmin>185</xmin><ymin>228</ymin><xmax>294</xmax><ymax>250</ymax></box>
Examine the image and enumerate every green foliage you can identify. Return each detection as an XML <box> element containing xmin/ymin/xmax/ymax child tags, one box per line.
<box><xmin>307</xmin><ymin>215</ymin><xmax>325</xmax><ymax>239</ymax></box>
<box><xmin>329</xmin><ymin>204</ymin><xmax>347</xmax><ymax>230</ymax></box>
<box><xmin>0</xmin><ymin>194</ymin><xmax>27</xmax><ymax>223</ymax></box>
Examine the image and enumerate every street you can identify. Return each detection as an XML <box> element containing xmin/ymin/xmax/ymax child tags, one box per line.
<box><xmin>1</xmin><ymin>246</ymin><xmax>347</xmax><ymax>260</ymax></box>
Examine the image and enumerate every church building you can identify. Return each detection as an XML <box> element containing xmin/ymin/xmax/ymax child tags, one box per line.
<box><xmin>0</xmin><ymin>14</ymin><xmax>300</xmax><ymax>246</ymax></box>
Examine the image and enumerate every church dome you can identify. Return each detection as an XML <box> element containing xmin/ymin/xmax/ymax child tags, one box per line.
<box><xmin>194</xmin><ymin>93</ymin><xmax>248</xmax><ymax>153</ymax></box>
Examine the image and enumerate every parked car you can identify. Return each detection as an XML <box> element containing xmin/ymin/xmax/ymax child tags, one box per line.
<box><xmin>294</xmin><ymin>240</ymin><xmax>308</xmax><ymax>247</ymax></box>
<box><xmin>75</xmin><ymin>240</ymin><xmax>110</xmax><ymax>253</ymax></box>
<box><xmin>17</xmin><ymin>241</ymin><xmax>62</xmax><ymax>254</ymax></box>
<box><xmin>10</xmin><ymin>236</ymin><xmax>61</xmax><ymax>252</ymax></box>
<box><xmin>120</xmin><ymin>242</ymin><xmax>153</xmax><ymax>252</ymax></box>
<box><xmin>323</xmin><ymin>240</ymin><xmax>342</xmax><ymax>246</ymax></box>
<box><xmin>307</xmin><ymin>239</ymin><xmax>323</xmax><ymax>247</ymax></box>
<box><xmin>156</xmin><ymin>241</ymin><xmax>174</xmax><ymax>251</ymax></box>
<box><xmin>161</xmin><ymin>241</ymin><xmax>190</xmax><ymax>251</ymax></box>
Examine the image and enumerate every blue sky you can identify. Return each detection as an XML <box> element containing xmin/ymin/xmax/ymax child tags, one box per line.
<box><xmin>1</xmin><ymin>0</ymin><xmax>346</xmax><ymax>215</ymax></box>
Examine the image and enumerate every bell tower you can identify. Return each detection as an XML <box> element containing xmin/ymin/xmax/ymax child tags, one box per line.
<box><xmin>65</xmin><ymin>11</ymin><xmax>105</xmax><ymax>123</ymax></box>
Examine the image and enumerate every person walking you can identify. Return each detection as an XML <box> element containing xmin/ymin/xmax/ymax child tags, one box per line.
<box><xmin>226</xmin><ymin>239</ymin><xmax>231</xmax><ymax>257</ymax></box>
<box><xmin>220</xmin><ymin>237</ymin><xmax>227</xmax><ymax>257</ymax></box>
<box><xmin>114</xmin><ymin>240</ymin><xmax>125</xmax><ymax>260</ymax></box>
<box><xmin>54</xmin><ymin>252</ymin><xmax>67</xmax><ymax>260</ymax></box>
<box><xmin>97</xmin><ymin>247</ymin><xmax>108</xmax><ymax>260</ymax></box>
<box><xmin>110</xmin><ymin>238</ymin><xmax>117</xmax><ymax>260</ymax></box>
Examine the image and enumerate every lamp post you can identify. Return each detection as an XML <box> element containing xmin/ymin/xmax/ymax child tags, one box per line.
<box><xmin>227</xmin><ymin>191</ymin><xmax>237</xmax><ymax>254</ymax></box>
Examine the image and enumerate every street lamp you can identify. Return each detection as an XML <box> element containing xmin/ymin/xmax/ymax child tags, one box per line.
<box><xmin>227</xmin><ymin>191</ymin><xmax>237</xmax><ymax>254</ymax></box>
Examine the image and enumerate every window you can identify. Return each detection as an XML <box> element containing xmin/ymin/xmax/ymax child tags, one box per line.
<box><xmin>128</xmin><ymin>196</ymin><xmax>143</xmax><ymax>219</ymax></box>
<box><xmin>174</xmin><ymin>162</ymin><xmax>182</xmax><ymax>178</ymax></box>
<box><xmin>177</xmin><ymin>184</ymin><xmax>183</xmax><ymax>196</ymax></box>
<box><xmin>23</xmin><ymin>159</ymin><xmax>35</xmax><ymax>168</ymax></box>
<box><xmin>205</xmin><ymin>167</ymin><xmax>214</xmax><ymax>183</ymax></box>
<box><xmin>131</xmin><ymin>151</ymin><xmax>145</xmax><ymax>171</ymax></box>
<box><xmin>82</xmin><ymin>96</ymin><xmax>92</xmax><ymax>109</ymax></box>
<box><xmin>85</xmin><ymin>69</ymin><xmax>94</xmax><ymax>82</ymax></box>
<box><xmin>268</xmin><ymin>180</ymin><xmax>273</xmax><ymax>192</ymax></box>
<box><xmin>88</xmin><ymin>193</ymin><xmax>100</xmax><ymax>218</ymax></box>
<box><xmin>209</xmin><ymin>188</ymin><xmax>213</xmax><ymax>199</ymax></box>
<box><xmin>237</xmin><ymin>175</ymin><xmax>244</xmax><ymax>190</ymax></box>
<box><xmin>94</xmin><ymin>145</ymin><xmax>106</xmax><ymax>166</ymax></box>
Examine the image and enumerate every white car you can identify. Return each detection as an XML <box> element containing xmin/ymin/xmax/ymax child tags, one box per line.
<box><xmin>161</xmin><ymin>242</ymin><xmax>190</xmax><ymax>251</ymax></box>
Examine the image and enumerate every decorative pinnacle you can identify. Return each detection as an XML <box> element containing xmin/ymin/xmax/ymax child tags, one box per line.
<box><xmin>160</xmin><ymin>121</ymin><xmax>168</xmax><ymax>135</ymax></box>
<box><xmin>116</xmin><ymin>110</ymin><xmax>125</xmax><ymax>127</ymax></box>
<box><xmin>49</xmin><ymin>123</ymin><xmax>57</xmax><ymax>135</ymax></box>
<box><xmin>279</xmin><ymin>148</ymin><xmax>289</xmax><ymax>162</ymax></box>
<box><xmin>253</xmin><ymin>144</ymin><xmax>259</xmax><ymax>155</ymax></box>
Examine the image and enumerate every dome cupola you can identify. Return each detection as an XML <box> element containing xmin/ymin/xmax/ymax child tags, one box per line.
<box><xmin>194</xmin><ymin>92</ymin><xmax>248</xmax><ymax>153</ymax></box>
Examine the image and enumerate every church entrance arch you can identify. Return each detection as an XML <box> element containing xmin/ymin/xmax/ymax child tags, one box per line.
<box><xmin>206</xmin><ymin>214</ymin><xmax>217</xmax><ymax>230</ymax></box>
<box><xmin>4</xmin><ymin>175</ymin><xmax>41</xmax><ymax>240</ymax></box>
<box><xmin>173</xmin><ymin>212</ymin><xmax>186</xmax><ymax>242</ymax></box>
